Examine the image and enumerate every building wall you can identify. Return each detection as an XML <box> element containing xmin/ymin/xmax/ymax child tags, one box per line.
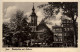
<box><xmin>52</xmin><ymin>19</ymin><xmax>75</xmax><ymax>47</ymax></box>
<box><xmin>62</xmin><ymin>19</ymin><xmax>74</xmax><ymax>47</ymax></box>
<box><xmin>52</xmin><ymin>26</ymin><xmax>63</xmax><ymax>42</ymax></box>
<box><xmin>52</xmin><ymin>26</ymin><xmax>63</xmax><ymax>47</ymax></box>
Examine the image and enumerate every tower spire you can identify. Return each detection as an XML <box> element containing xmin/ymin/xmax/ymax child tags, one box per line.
<box><xmin>32</xmin><ymin>3</ymin><xmax>35</xmax><ymax>12</ymax></box>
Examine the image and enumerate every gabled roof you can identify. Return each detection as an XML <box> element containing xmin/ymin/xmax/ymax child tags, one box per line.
<box><xmin>35</xmin><ymin>22</ymin><xmax>54</xmax><ymax>43</ymax></box>
<box><xmin>36</xmin><ymin>21</ymin><xmax>53</xmax><ymax>34</ymax></box>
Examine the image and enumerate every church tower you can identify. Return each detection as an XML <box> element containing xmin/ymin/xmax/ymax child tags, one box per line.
<box><xmin>30</xmin><ymin>3</ymin><xmax>37</xmax><ymax>32</ymax></box>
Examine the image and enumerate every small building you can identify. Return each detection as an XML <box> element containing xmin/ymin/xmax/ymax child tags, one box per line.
<box><xmin>52</xmin><ymin>25</ymin><xmax>63</xmax><ymax>47</ymax></box>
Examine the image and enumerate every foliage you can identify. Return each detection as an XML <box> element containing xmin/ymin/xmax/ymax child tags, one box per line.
<box><xmin>38</xmin><ymin>2</ymin><xmax>78</xmax><ymax>47</ymax></box>
<box><xmin>38</xmin><ymin>2</ymin><xmax>78</xmax><ymax>21</ymax></box>
<box><xmin>3</xmin><ymin>10</ymin><xmax>32</xmax><ymax>47</ymax></box>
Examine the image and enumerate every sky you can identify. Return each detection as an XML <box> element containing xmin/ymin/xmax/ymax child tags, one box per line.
<box><xmin>3</xmin><ymin>2</ymin><xmax>73</xmax><ymax>30</ymax></box>
<box><xmin>3</xmin><ymin>2</ymin><xmax>47</xmax><ymax>12</ymax></box>
<box><xmin>3</xmin><ymin>2</ymin><xmax>48</xmax><ymax>24</ymax></box>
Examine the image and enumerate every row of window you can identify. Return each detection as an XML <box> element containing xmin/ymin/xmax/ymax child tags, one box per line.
<box><xmin>64</xmin><ymin>43</ymin><xmax>74</xmax><ymax>47</ymax></box>
<box><xmin>62</xmin><ymin>20</ymin><xmax>73</xmax><ymax>23</ymax></box>
<box><xmin>62</xmin><ymin>24</ymin><xmax>73</xmax><ymax>27</ymax></box>
<box><xmin>53</xmin><ymin>28</ymin><xmax>62</xmax><ymax>32</ymax></box>
<box><xmin>63</xmin><ymin>28</ymin><xmax>73</xmax><ymax>31</ymax></box>
<box><xmin>54</xmin><ymin>33</ymin><xmax>62</xmax><ymax>36</ymax></box>
<box><xmin>54</xmin><ymin>38</ymin><xmax>62</xmax><ymax>42</ymax></box>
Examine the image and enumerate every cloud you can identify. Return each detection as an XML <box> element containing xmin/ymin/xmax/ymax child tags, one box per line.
<box><xmin>62</xmin><ymin>15</ymin><xmax>71</xmax><ymax>20</ymax></box>
<box><xmin>36</xmin><ymin>10</ymin><xmax>45</xmax><ymax>25</ymax></box>
<box><xmin>3</xmin><ymin>6</ymin><xmax>17</xmax><ymax>23</ymax></box>
<box><xmin>24</xmin><ymin>11</ymin><xmax>32</xmax><ymax>23</ymax></box>
<box><xmin>45</xmin><ymin>8</ymin><xmax>72</xmax><ymax>30</ymax></box>
<box><xmin>45</xmin><ymin>8</ymin><xmax>63</xmax><ymax>29</ymax></box>
<box><xmin>3</xmin><ymin>18</ymin><xmax>10</xmax><ymax>23</ymax></box>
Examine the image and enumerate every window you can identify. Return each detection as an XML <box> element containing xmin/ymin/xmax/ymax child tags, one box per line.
<box><xmin>63</xmin><ymin>24</ymin><xmax>66</xmax><ymax>27</ymax></box>
<box><xmin>59</xmin><ymin>37</ymin><xmax>62</xmax><ymax>42</ymax></box>
<box><xmin>64</xmin><ymin>33</ymin><xmax>66</xmax><ymax>36</ymax></box>
<box><xmin>67</xmin><ymin>20</ymin><xmax>69</xmax><ymax>23</ymax></box>
<box><xmin>57</xmin><ymin>33</ymin><xmax>62</xmax><ymax>36</ymax></box>
<box><xmin>67</xmin><ymin>28</ymin><xmax>70</xmax><ymax>31</ymax></box>
<box><xmin>64</xmin><ymin>28</ymin><xmax>66</xmax><ymax>31</ymax></box>
<box><xmin>63</xmin><ymin>20</ymin><xmax>65</xmax><ymax>23</ymax></box>
<box><xmin>70</xmin><ymin>28</ymin><xmax>73</xmax><ymax>30</ymax></box>
<box><xmin>56</xmin><ymin>39</ymin><xmax>58</xmax><ymax>41</ymax></box>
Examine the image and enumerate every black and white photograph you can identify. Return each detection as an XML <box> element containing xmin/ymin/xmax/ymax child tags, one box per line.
<box><xmin>3</xmin><ymin>2</ymin><xmax>78</xmax><ymax>47</ymax></box>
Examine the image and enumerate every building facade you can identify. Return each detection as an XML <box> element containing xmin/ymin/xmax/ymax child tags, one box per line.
<box><xmin>62</xmin><ymin>19</ymin><xmax>74</xmax><ymax>47</ymax></box>
<box><xmin>52</xmin><ymin>18</ymin><xmax>75</xmax><ymax>47</ymax></box>
<box><xmin>52</xmin><ymin>26</ymin><xmax>63</xmax><ymax>47</ymax></box>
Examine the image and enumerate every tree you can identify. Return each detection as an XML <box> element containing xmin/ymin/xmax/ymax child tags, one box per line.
<box><xmin>3</xmin><ymin>23</ymin><xmax>11</xmax><ymax>47</ymax></box>
<box><xmin>3</xmin><ymin>23</ymin><xmax>10</xmax><ymax>35</ymax></box>
<box><xmin>10</xmin><ymin>10</ymin><xmax>24</xmax><ymax>31</ymax></box>
<box><xmin>38</xmin><ymin>2</ymin><xmax>78</xmax><ymax>47</ymax></box>
<box><xmin>3</xmin><ymin>10</ymin><xmax>32</xmax><ymax>47</ymax></box>
<box><xmin>63</xmin><ymin>2</ymin><xmax>78</xmax><ymax>47</ymax></box>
